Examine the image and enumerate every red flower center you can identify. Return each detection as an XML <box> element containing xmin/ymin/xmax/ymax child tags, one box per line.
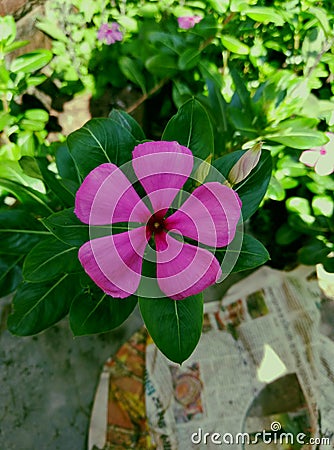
<box><xmin>147</xmin><ymin>212</ymin><xmax>166</xmax><ymax>235</ymax></box>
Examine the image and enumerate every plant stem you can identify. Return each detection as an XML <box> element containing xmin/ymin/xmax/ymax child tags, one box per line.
<box><xmin>126</xmin><ymin>77</ymin><xmax>170</xmax><ymax>114</ymax></box>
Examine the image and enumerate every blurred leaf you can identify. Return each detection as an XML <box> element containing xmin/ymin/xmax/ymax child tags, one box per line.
<box><xmin>275</xmin><ymin>223</ymin><xmax>301</xmax><ymax>245</ymax></box>
<box><xmin>286</xmin><ymin>197</ymin><xmax>311</xmax><ymax>215</ymax></box>
<box><xmin>70</xmin><ymin>291</ymin><xmax>137</xmax><ymax>336</ymax></box>
<box><xmin>19</xmin><ymin>156</ymin><xmax>43</xmax><ymax>180</ymax></box>
<box><xmin>37</xmin><ymin>158</ymin><xmax>75</xmax><ymax>207</ymax></box>
<box><xmin>265</xmin><ymin>129</ymin><xmax>328</xmax><ymax>149</ymax></box>
<box><xmin>178</xmin><ymin>48</ymin><xmax>202</xmax><ymax>70</ymax></box>
<box><xmin>145</xmin><ymin>54</ymin><xmax>178</xmax><ymax>77</ymax></box>
<box><xmin>4</xmin><ymin>40</ymin><xmax>29</xmax><ymax>54</ymax></box>
<box><xmin>139</xmin><ymin>293</ymin><xmax>203</xmax><ymax>364</ymax></box>
<box><xmin>36</xmin><ymin>20</ymin><xmax>67</xmax><ymax>41</ymax></box>
<box><xmin>0</xmin><ymin>15</ymin><xmax>16</xmax><ymax>46</ymax></box>
<box><xmin>266</xmin><ymin>176</ymin><xmax>285</xmax><ymax>201</ymax></box>
<box><xmin>119</xmin><ymin>56</ymin><xmax>147</xmax><ymax>93</ymax></box>
<box><xmin>11</xmin><ymin>50</ymin><xmax>53</xmax><ymax>73</ymax></box>
<box><xmin>298</xmin><ymin>239</ymin><xmax>331</xmax><ymax>265</ymax></box>
<box><xmin>312</xmin><ymin>195</ymin><xmax>334</xmax><ymax>217</ymax></box>
<box><xmin>243</xmin><ymin>7</ymin><xmax>284</xmax><ymax>25</ymax></box>
<box><xmin>221</xmin><ymin>35</ymin><xmax>250</xmax><ymax>55</ymax></box>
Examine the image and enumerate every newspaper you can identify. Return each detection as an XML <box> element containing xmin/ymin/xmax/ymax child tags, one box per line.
<box><xmin>145</xmin><ymin>266</ymin><xmax>334</xmax><ymax>450</ymax></box>
<box><xmin>88</xmin><ymin>265</ymin><xmax>334</xmax><ymax>450</ymax></box>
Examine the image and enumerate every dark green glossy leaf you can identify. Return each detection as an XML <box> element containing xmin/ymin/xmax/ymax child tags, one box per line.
<box><xmin>23</xmin><ymin>236</ymin><xmax>81</xmax><ymax>282</ymax></box>
<box><xmin>0</xmin><ymin>209</ymin><xmax>49</xmax><ymax>255</ymax></box>
<box><xmin>67</xmin><ymin>118</ymin><xmax>137</xmax><ymax>179</ymax></box>
<box><xmin>108</xmin><ymin>109</ymin><xmax>146</xmax><ymax>141</ymax></box>
<box><xmin>216</xmin><ymin>233</ymin><xmax>270</xmax><ymax>272</ymax></box>
<box><xmin>41</xmin><ymin>208</ymin><xmax>89</xmax><ymax>247</ymax></box>
<box><xmin>55</xmin><ymin>144</ymin><xmax>80</xmax><ymax>187</ymax></box>
<box><xmin>162</xmin><ymin>98</ymin><xmax>214</xmax><ymax>160</ymax></box>
<box><xmin>213</xmin><ymin>150</ymin><xmax>272</xmax><ymax>220</ymax></box>
<box><xmin>70</xmin><ymin>291</ymin><xmax>138</xmax><ymax>336</ymax></box>
<box><xmin>7</xmin><ymin>274</ymin><xmax>78</xmax><ymax>336</ymax></box>
<box><xmin>0</xmin><ymin>178</ymin><xmax>53</xmax><ymax>214</ymax></box>
<box><xmin>0</xmin><ymin>255</ymin><xmax>23</xmax><ymax>296</ymax></box>
<box><xmin>139</xmin><ymin>293</ymin><xmax>203</xmax><ymax>364</ymax></box>
<box><xmin>37</xmin><ymin>158</ymin><xmax>74</xmax><ymax>207</ymax></box>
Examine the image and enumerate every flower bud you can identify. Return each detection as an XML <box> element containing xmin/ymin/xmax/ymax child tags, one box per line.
<box><xmin>228</xmin><ymin>142</ymin><xmax>262</xmax><ymax>186</ymax></box>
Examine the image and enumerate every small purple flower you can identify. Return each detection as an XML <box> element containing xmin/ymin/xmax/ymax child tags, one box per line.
<box><xmin>299</xmin><ymin>132</ymin><xmax>334</xmax><ymax>176</ymax></box>
<box><xmin>177</xmin><ymin>15</ymin><xmax>202</xmax><ymax>30</ymax></box>
<box><xmin>97</xmin><ymin>22</ymin><xmax>123</xmax><ymax>45</ymax></box>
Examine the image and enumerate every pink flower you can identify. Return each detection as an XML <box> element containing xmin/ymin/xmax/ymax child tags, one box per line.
<box><xmin>97</xmin><ymin>22</ymin><xmax>123</xmax><ymax>45</ymax></box>
<box><xmin>74</xmin><ymin>141</ymin><xmax>241</xmax><ymax>300</ymax></box>
<box><xmin>177</xmin><ymin>16</ymin><xmax>202</xmax><ymax>30</ymax></box>
<box><xmin>299</xmin><ymin>132</ymin><xmax>334</xmax><ymax>176</ymax></box>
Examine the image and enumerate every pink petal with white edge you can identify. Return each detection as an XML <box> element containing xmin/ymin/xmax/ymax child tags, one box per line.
<box><xmin>78</xmin><ymin>226</ymin><xmax>148</xmax><ymax>298</ymax></box>
<box><xmin>132</xmin><ymin>141</ymin><xmax>193</xmax><ymax>212</ymax></box>
<box><xmin>156</xmin><ymin>232</ymin><xmax>222</xmax><ymax>300</ymax></box>
<box><xmin>165</xmin><ymin>182</ymin><xmax>242</xmax><ymax>248</ymax></box>
<box><xmin>74</xmin><ymin>163</ymin><xmax>150</xmax><ymax>225</ymax></box>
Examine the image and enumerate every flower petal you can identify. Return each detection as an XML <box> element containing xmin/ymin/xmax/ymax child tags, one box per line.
<box><xmin>165</xmin><ymin>182</ymin><xmax>241</xmax><ymax>248</ymax></box>
<box><xmin>132</xmin><ymin>141</ymin><xmax>193</xmax><ymax>212</ymax></box>
<box><xmin>299</xmin><ymin>150</ymin><xmax>320</xmax><ymax>167</ymax></box>
<box><xmin>78</xmin><ymin>227</ymin><xmax>148</xmax><ymax>298</ymax></box>
<box><xmin>75</xmin><ymin>163</ymin><xmax>150</xmax><ymax>225</ymax></box>
<box><xmin>315</xmin><ymin>155</ymin><xmax>334</xmax><ymax>176</ymax></box>
<box><xmin>156</xmin><ymin>232</ymin><xmax>221</xmax><ymax>300</ymax></box>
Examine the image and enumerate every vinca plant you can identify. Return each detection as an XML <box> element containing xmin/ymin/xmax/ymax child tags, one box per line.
<box><xmin>1</xmin><ymin>100</ymin><xmax>272</xmax><ymax>364</ymax></box>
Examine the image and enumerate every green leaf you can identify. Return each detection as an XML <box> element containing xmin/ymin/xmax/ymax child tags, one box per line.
<box><xmin>0</xmin><ymin>209</ymin><xmax>49</xmax><ymax>255</ymax></box>
<box><xmin>108</xmin><ymin>109</ymin><xmax>146</xmax><ymax>141</ymax></box>
<box><xmin>0</xmin><ymin>15</ymin><xmax>16</xmax><ymax>45</ymax></box>
<box><xmin>145</xmin><ymin>54</ymin><xmax>178</xmax><ymax>77</ymax></box>
<box><xmin>243</xmin><ymin>7</ymin><xmax>284</xmax><ymax>25</ymax></box>
<box><xmin>23</xmin><ymin>236</ymin><xmax>80</xmax><ymax>282</ymax></box>
<box><xmin>36</xmin><ymin>20</ymin><xmax>67</xmax><ymax>41</ymax></box>
<box><xmin>7</xmin><ymin>274</ymin><xmax>78</xmax><ymax>336</ymax></box>
<box><xmin>36</xmin><ymin>158</ymin><xmax>75</xmax><ymax>207</ymax></box>
<box><xmin>41</xmin><ymin>208</ymin><xmax>89</xmax><ymax>247</ymax></box>
<box><xmin>67</xmin><ymin>118</ymin><xmax>137</xmax><ymax>179</ymax></box>
<box><xmin>298</xmin><ymin>239</ymin><xmax>331</xmax><ymax>265</ymax></box>
<box><xmin>10</xmin><ymin>50</ymin><xmax>53</xmax><ymax>73</ymax></box>
<box><xmin>0</xmin><ymin>255</ymin><xmax>23</xmax><ymax>296</ymax></box>
<box><xmin>139</xmin><ymin>293</ymin><xmax>203</xmax><ymax>364</ymax></box>
<box><xmin>207</xmin><ymin>0</ymin><xmax>229</xmax><ymax>14</ymax></box>
<box><xmin>213</xmin><ymin>150</ymin><xmax>272</xmax><ymax>220</ymax></box>
<box><xmin>19</xmin><ymin>156</ymin><xmax>43</xmax><ymax>180</ymax></box>
<box><xmin>178</xmin><ymin>48</ymin><xmax>202</xmax><ymax>70</ymax></box>
<box><xmin>55</xmin><ymin>144</ymin><xmax>80</xmax><ymax>187</ymax></box>
<box><xmin>275</xmin><ymin>223</ymin><xmax>301</xmax><ymax>245</ymax></box>
<box><xmin>265</xmin><ymin>129</ymin><xmax>328</xmax><ymax>149</ymax></box>
<box><xmin>162</xmin><ymin>98</ymin><xmax>214</xmax><ymax>160</ymax></box>
<box><xmin>221</xmin><ymin>35</ymin><xmax>250</xmax><ymax>55</ymax></box>
<box><xmin>216</xmin><ymin>233</ymin><xmax>270</xmax><ymax>272</ymax></box>
<box><xmin>266</xmin><ymin>175</ymin><xmax>285</xmax><ymax>201</ymax></box>
<box><xmin>119</xmin><ymin>56</ymin><xmax>147</xmax><ymax>94</ymax></box>
<box><xmin>4</xmin><ymin>40</ymin><xmax>29</xmax><ymax>54</ymax></box>
<box><xmin>0</xmin><ymin>177</ymin><xmax>53</xmax><ymax>214</ymax></box>
<box><xmin>70</xmin><ymin>291</ymin><xmax>138</xmax><ymax>336</ymax></box>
